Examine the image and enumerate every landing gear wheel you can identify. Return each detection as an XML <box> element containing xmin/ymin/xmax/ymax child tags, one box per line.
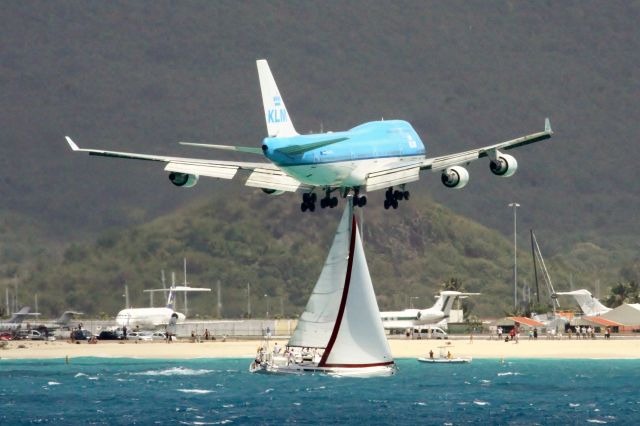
<box><xmin>303</xmin><ymin>193</ymin><xmax>310</xmax><ymax>204</ymax></box>
<box><xmin>357</xmin><ymin>195</ymin><xmax>367</xmax><ymax>207</ymax></box>
<box><xmin>310</xmin><ymin>193</ymin><xmax>317</xmax><ymax>203</ymax></box>
<box><xmin>320</xmin><ymin>198</ymin><xmax>327</xmax><ymax>209</ymax></box>
<box><xmin>301</xmin><ymin>203</ymin><xmax>308</xmax><ymax>212</ymax></box>
<box><xmin>331</xmin><ymin>197</ymin><xmax>338</xmax><ymax>208</ymax></box>
<box><xmin>386</xmin><ymin>188</ymin><xmax>393</xmax><ymax>200</ymax></box>
<box><xmin>308</xmin><ymin>203</ymin><xmax>315</xmax><ymax>212</ymax></box>
<box><xmin>391</xmin><ymin>198</ymin><xmax>399</xmax><ymax>209</ymax></box>
<box><xmin>384</xmin><ymin>199</ymin><xmax>390</xmax><ymax>210</ymax></box>
<box><xmin>403</xmin><ymin>191</ymin><xmax>410</xmax><ymax>200</ymax></box>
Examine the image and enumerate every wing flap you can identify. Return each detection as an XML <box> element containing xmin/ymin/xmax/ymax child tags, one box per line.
<box><xmin>245</xmin><ymin>168</ymin><xmax>307</xmax><ymax>192</ymax></box>
<box><xmin>165</xmin><ymin>161</ymin><xmax>239</xmax><ymax>179</ymax></box>
<box><xmin>366</xmin><ymin>165</ymin><xmax>421</xmax><ymax>192</ymax></box>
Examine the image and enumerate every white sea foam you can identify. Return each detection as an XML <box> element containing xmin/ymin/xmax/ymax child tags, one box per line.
<box><xmin>74</xmin><ymin>373</ymin><xmax>87</xmax><ymax>378</ymax></box>
<box><xmin>132</xmin><ymin>367</ymin><xmax>213</xmax><ymax>376</ymax></box>
<box><xmin>47</xmin><ymin>381</ymin><xmax>61</xmax><ymax>385</ymax></box>
<box><xmin>264</xmin><ymin>388</ymin><xmax>274</xmax><ymax>393</ymax></box>
<box><xmin>586</xmin><ymin>420</ymin><xmax>607</xmax><ymax>424</ymax></box>
<box><xmin>569</xmin><ymin>403</ymin><xmax>580</xmax><ymax>407</ymax></box>
<box><xmin>497</xmin><ymin>372</ymin><xmax>522</xmax><ymax>376</ymax></box>
<box><xmin>177</xmin><ymin>389</ymin><xmax>214</xmax><ymax>394</ymax></box>
<box><xmin>473</xmin><ymin>400</ymin><xmax>489</xmax><ymax>406</ymax></box>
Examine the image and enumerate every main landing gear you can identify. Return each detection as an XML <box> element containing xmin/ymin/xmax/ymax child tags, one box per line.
<box><xmin>301</xmin><ymin>192</ymin><xmax>317</xmax><ymax>212</ymax></box>
<box><xmin>383</xmin><ymin>186</ymin><xmax>410</xmax><ymax>210</ymax></box>
<box><xmin>300</xmin><ymin>189</ymin><xmax>367</xmax><ymax>212</ymax></box>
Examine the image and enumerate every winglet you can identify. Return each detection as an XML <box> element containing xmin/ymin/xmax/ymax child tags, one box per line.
<box><xmin>544</xmin><ymin>118</ymin><xmax>553</xmax><ymax>134</ymax></box>
<box><xmin>65</xmin><ymin>136</ymin><xmax>80</xmax><ymax>151</ymax></box>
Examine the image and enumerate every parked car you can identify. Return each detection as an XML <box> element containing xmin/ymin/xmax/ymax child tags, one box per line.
<box><xmin>71</xmin><ymin>329</ymin><xmax>93</xmax><ymax>341</ymax></box>
<box><xmin>151</xmin><ymin>331</ymin><xmax>171</xmax><ymax>341</ymax></box>
<box><xmin>412</xmin><ymin>326</ymin><xmax>448</xmax><ymax>339</ymax></box>
<box><xmin>17</xmin><ymin>330</ymin><xmax>46</xmax><ymax>341</ymax></box>
<box><xmin>127</xmin><ymin>331</ymin><xmax>152</xmax><ymax>341</ymax></box>
<box><xmin>1</xmin><ymin>332</ymin><xmax>14</xmax><ymax>341</ymax></box>
<box><xmin>98</xmin><ymin>330</ymin><xmax>123</xmax><ymax>340</ymax></box>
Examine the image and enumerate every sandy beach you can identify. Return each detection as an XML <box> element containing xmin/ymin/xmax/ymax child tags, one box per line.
<box><xmin>2</xmin><ymin>337</ymin><xmax>640</xmax><ymax>360</ymax></box>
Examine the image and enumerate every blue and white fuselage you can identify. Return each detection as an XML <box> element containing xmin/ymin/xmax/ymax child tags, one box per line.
<box><xmin>262</xmin><ymin>120</ymin><xmax>425</xmax><ymax>187</ymax></box>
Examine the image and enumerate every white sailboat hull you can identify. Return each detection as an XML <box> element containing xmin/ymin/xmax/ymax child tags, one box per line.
<box><xmin>417</xmin><ymin>357</ymin><xmax>472</xmax><ymax>364</ymax></box>
<box><xmin>250</xmin><ymin>359</ymin><xmax>395</xmax><ymax>377</ymax></box>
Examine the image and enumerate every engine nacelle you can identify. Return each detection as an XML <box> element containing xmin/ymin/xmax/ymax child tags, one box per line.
<box><xmin>261</xmin><ymin>188</ymin><xmax>285</xmax><ymax>196</ymax></box>
<box><xmin>441</xmin><ymin>166</ymin><xmax>470</xmax><ymax>189</ymax></box>
<box><xmin>168</xmin><ymin>172</ymin><xmax>199</xmax><ymax>188</ymax></box>
<box><xmin>490</xmin><ymin>153</ymin><xmax>518</xmax><ymax>177</ymax></box>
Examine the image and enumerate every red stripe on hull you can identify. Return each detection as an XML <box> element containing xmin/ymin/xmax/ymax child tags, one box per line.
<box><xmin>321</xmin><ymin>361</ymin><xmax>396</xmax><ymax>368</ymax></box>
<box><xmin>318</xmin><ymin>215</ymin><xmax>357</xmax><ymax>367</ymax></box>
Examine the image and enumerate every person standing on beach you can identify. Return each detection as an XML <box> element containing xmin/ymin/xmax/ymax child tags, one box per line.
<box><xmin>123</xmin><ymin>325</ymin><xmax>127</xmax><ymax>340</ymax></box>
<box><xmin>533</xmin><ymin>328</ymin><xmax>538</xmax><ymax>340</ymax></box>
<box><xmin>498</xmin><ymin>326</ymin><xmax>503</xmax><ymax>341</ymax></box>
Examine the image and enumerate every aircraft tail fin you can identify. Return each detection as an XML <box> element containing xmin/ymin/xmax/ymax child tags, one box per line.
<box><xmin>256</xmin><ymin>59</ymin><xmax>298</xmax><ymax>138</ymax></box>
<box><xmin>555</xmin><ymin>289</ymin><xmax>611</xmax><ymax>316</ymax></box>
<box><xmin>7</xmin><ymin>306</ymin><xmax>31</xmax><ymax>323</ymax></box>
<box><xmin>166</xmin><ymin>287</ymin><xmax>176</xmax><ymax>310</ymax></box>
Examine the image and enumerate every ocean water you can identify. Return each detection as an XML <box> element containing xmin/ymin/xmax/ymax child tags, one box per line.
<box><xmin>1</xmin><ymin>358</ymin><xmax>639</xmax><ymax>425</ymax></box>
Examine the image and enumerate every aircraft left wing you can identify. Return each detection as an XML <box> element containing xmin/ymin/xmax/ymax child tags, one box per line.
<box><xmin>420</xmin><ymin>118</ymin><xmax>553</xmax><ymax>172</ymax></box>
<box><xmin>65</xmin><ymin>137</ymin><xmax>312</xmax><ymax>192</ymax></box>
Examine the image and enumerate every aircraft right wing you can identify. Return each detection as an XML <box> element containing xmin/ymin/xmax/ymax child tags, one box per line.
<box><xmin>420</xmin><ymin>118</ymin><xmax>553</xmax><ymax>172</ymax></box>
<box><xmin>65</xmin><ymin>137</ymin><xmax>313</xmax><ymax>193</ymax></box>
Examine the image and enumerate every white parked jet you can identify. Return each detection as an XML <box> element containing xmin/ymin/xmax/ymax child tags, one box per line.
<box><xmin>66</xmin><ymin>60</ymin><xmax>553</xmax><ymax>212</ymax></box>
<box><xmin>0</xmin><ymin>307</ymin><xmax>39</xmax><ymax>331</ymax></box>
<box><xmin>380</xmin><ymin>291</ymin><xmax>480</xmax><ymax>330</ymax></box>
<box><xmin>554</xmin><ymin>289</ymin><xmax>612</xmax><ymax>316</ymax></box>
<box><xmin>115</xmin><ymin>285</ymin><xmax>210</xmax><ymax>328</ymax></box>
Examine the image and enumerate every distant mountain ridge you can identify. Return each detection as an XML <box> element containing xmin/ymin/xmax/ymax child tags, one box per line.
<box><xmin>2</xmin><ymin>2</ymin><xmax>639</xmax><ymax>311</ymax></box>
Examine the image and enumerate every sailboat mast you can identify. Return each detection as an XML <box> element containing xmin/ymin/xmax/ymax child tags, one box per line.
<box><xmin>530</xmin><ymin>229</ymin><xmax>540</xmax><ymax>304</ymax></box>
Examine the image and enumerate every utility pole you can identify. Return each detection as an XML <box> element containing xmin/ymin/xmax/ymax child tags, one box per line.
<box><xmin>508</xmin><ymin>203</ymin><xmax>520</xmax><ymax>310</ymax></box>
<box><xmin>124</xmin><ymin>284</ymin><xmax>130</xmax><ymax>309</ymax></box>
<box><xmin>217</xmin><ymin>280</ymin><xmax>222</xmax><ymax>318</ymax></box>
<box><xmin>183</xmin><ymin>258</ymin><xmax>188</xmax><ymax>317</ymax></box>
<box><xmin>247</xmin><ymin>283</ymin><xmax>251</xmax><ymax>318</ymax></box>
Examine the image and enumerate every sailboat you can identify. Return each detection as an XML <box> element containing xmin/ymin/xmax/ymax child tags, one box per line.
<box><xmin>249</xmin><ymin>196</ymin><xmax>395</xmax><ymax>377</ymax></box>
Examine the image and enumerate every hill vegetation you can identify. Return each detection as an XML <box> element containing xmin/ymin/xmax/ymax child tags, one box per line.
<box><xmin>14</xmin><ymin>194</ymin><xmax>638</xmax><ymax>319</ymax></box>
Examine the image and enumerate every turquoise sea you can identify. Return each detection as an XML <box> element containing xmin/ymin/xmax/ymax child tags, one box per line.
<box><xmin>1</xmin><ymin>358</ymin><xmax>639</xmax><ymax>425</ymax></box>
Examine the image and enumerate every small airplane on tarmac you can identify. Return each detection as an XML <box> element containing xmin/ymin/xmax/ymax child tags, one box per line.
<box><xmin>116</xmin><ymin>285</ymin><xmax>210</xmax><ymax>328</ymax></box>
<box><xmin>0</xmin><ymin>307</ymin><xmax>39</xmax><ymax>331</ymax></box>
<box><xmin>66</xmin><ymin>60</ymin><xmax>553</xmax><ymax>212</ymax></box>
<box><xmin>380</xmin><ymin>291</ymin><xmax>480</xmax><ymax>330</ymax></box>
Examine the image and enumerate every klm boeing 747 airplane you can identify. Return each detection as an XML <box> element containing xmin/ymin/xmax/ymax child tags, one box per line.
<box><xmin>66</xmin><ymin>59</ymin><xmax>553</xmax><ymax>212</ymax></box>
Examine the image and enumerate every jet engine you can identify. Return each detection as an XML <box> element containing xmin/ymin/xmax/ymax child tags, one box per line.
<box><xmin>261</xmin><ymin>188</ymin><xmax>285</xmax><ymax>196</ymax></box>
<box><xmin>489</xmin><ymin>153</ymin><xmax>518</xmax><ymax>177</ymax></box>
<box><xmin>168</xmin><ymin>172</ymin><xmax>199</xmax><ymax>188</ymax></box>
<box><xmin>441</xmin><ymin>166</ymin><xmax>469</xmax><ymax>189</ymax></box>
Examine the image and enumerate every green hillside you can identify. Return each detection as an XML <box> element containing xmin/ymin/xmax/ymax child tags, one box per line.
<box><xmin>16</xmin><ymin>193</ymin><xmax>633</xmax><ymax>319</ymax></box>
